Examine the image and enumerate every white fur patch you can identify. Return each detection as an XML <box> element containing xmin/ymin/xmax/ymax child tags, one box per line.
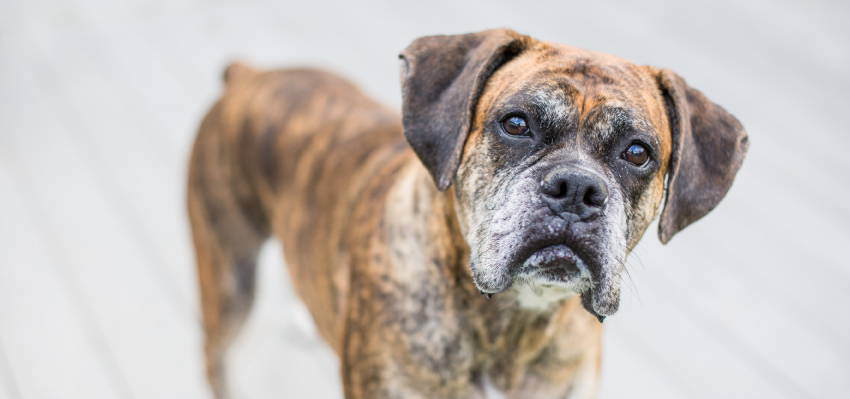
<box><xmin>532</xmin><ymin>88</ymin><xmax>573</xmax><ymax>124</ymax></box>
<box><xmin>512</xmin><ymin>282</ymin><xmax>578</xmax><ymax>310</ymax></box>
<box><xmin>481</xmin><ymin>374</ymin><xmax>507</xmax><ymax>399</ymax></box>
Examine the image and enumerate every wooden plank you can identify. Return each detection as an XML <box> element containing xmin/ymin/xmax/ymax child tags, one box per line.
<box><xmin>0</xmin><ymin>32</ymin><xmax>207</xmax><ymax>398</ymax></box>
<box><xmin>682</xmin><ymin>175</ymin><xmax>850</xmax><ymax>339</ymax></box>
<box><xmin>0</xmin><ymin>162</ymin><xmax>125</xmax><ymax>399</ymax></box>
<box><xmin>0</xmin><ymin>340</ymin><xmax>20</xmax><ymax>399</ymax></box>
<box><xmin>23</xmin><ymin>26</ymin><xmax>195</xmax><ymax>318</ymax></box>
<box><xmin>637</xmin><ymin>234</ymin><xmax>850</xmax><ymax>397</ymax></box>
<box><xmin>37</xmin><ymin>23</ymin><xmax>200</xmax><ymax>318</ymax></box>
<box><xmin>600</xmin><ymin>330</ymin><xmax>691</xmax><ymax>399</ymax></box>
<box><xmin>609</xmin><ymin>274</ymin><xmax>799</xmax><ymax>398</ymax></box>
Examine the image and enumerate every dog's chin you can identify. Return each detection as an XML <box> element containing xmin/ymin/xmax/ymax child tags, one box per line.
<box><xmin>509</xmin><ymin>244</ymin><xmax>593</xmax><ymax>310</ymax></box>
<box><xmin>472</xmin><ymin>244</ymin><xmax>621</xmax><ymax>321</ymax></box>
<box><xmin>472</xmin><ymin>244</ymin><xmax>590</xmax><ymax>297</ymax></box>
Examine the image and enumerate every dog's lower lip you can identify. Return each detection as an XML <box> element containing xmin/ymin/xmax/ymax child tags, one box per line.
<box><xmin>520</xmin><ymin>244</ymin><xmax>581</xmax><ymax>273</ymax></box>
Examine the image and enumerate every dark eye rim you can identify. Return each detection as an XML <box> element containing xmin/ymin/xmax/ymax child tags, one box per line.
<box><xmin>620</xmin><ymin>141</ymin><xmax>654</xmax><ymax>167</ymax></box>
<box><xmin>498</xmin><ymin>113</ymin><xmax>534</xmax><ymax>138</ymax></box>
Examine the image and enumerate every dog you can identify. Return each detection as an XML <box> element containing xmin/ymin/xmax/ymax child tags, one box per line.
<box><xmin>187</xmin><ymin>28</ymin><xmax>748</xmax><ymax>398</ymax></box>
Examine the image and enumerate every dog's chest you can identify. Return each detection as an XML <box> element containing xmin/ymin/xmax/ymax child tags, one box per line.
<box><xmin>480</xmin><ymin>362</ymin><xmax>597</xmax><ymax>399</ymax></box>
<box><xmin>466</xmin><ymin>296</ymin><xmax>600</xmax><ymax>397</ymax></box>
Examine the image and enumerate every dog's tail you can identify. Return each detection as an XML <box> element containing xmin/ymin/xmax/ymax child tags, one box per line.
<box><xmin>222</xmin><ymin>61</ymin><xmax>258</xmax><ymax>87</ymax></box>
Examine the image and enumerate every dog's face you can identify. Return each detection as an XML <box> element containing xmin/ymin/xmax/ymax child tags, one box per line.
<box><xmin>399</xmin><ymin>29</ymin><xmax>748</xmax><ymax>319</ymax></box>
<box><xmin>453</xmin><ymin>48</ymin><xmax>670</xmax><ymax>316</ymax></box>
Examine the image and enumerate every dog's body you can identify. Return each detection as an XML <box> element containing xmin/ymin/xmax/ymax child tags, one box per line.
<box><xmin>188</xmin><ymin>29</ymin><xmax>748</xmax><ymax>398</ymax></box>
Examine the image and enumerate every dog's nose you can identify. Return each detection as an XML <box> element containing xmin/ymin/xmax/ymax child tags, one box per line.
<box><xmin>540</xmin><ymin>168</ymin><xmax>609</xmax><ymax>218</ymax></box>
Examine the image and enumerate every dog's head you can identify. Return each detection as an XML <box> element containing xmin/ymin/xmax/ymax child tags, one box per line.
<box><xmin>399</xmin><ymin>29</ymin><xmax>748</xmax><ymax>320</ymax></box>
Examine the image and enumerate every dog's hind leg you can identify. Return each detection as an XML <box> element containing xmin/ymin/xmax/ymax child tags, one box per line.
<box><xmin>187</xmin><ymin>112</ymin><xmax>268</xmax><ymax>399</ymax></box>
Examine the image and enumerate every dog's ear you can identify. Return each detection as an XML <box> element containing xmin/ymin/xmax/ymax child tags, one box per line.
<box><xmin>399</xmin><ymin>29</ymin><xmax>528</xmax><ymax>190</ymax></box>
<box><xmin>653</xmin><ymin>68</ymin><xmax>749</xmax><ymax>243</ymax></box>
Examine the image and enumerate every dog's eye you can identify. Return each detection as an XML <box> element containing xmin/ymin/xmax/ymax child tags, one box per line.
<box><xmin>501</xmin><ymin>115</ymin><xmax>530</xmax><ymax>136</ymax></box>
<box><xmin>622</xmin><ymin>143</ymin><xmax>649</xmax><ymax>166</ymax></box>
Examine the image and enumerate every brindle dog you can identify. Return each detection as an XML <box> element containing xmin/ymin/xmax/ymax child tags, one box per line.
<box><xmin>188</xmin><ymin>28</ymin><xmax>748</xmax><ymax>398</ymax></box>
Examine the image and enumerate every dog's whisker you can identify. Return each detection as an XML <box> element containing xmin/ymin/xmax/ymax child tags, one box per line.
<box><xmin>620</xmin><ymin>253</ymin><xmax>643</xmax><ymax>304</ymax></box>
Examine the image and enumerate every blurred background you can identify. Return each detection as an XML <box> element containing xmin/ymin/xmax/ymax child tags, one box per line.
<box><xmin>1</xmin><ymin>0</ymin><xmax>848</xmax><ymax>398</ymax></box>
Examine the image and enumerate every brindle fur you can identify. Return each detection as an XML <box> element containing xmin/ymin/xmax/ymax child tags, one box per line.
<box><xmin>188</xmin><ymin>29</ymin><xmax>747</xmax><ymax>398</ymax></box>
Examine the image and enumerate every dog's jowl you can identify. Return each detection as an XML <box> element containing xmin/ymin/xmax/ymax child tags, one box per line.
<box><xmin>187</xmin><ymin>29</ymin><xmax>748</xmax><ymax>398</ymax></box>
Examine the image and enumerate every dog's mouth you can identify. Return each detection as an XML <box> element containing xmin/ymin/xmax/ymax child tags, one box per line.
<box><xmin>472</xmin><ymin>231</ymin><xmax>621</xmax><ymax>322</ymax></box>
<box><xmin>515</xmin><ymin>244</ymin><xmax>589</xmax><ymax>282</ymax></box>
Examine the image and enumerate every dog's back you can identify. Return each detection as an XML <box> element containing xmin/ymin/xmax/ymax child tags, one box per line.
<box><xmin>201</xmin><ymin>63</ymin><xmax>404</xmax><ymax>223</ymax></box>
<box><xmin>187</xmin><ymin>63</ymin><xmax>407</xmax><ymax>396</ymax></box>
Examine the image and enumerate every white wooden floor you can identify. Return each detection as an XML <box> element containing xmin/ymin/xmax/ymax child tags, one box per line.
<box><xmin>1</xmin><ymin>0</ymin><xmax>849</xmax><ymax>398</ymax></box>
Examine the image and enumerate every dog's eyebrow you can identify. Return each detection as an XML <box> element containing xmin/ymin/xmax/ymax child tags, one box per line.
<box><xmin>582</xmin><ymin>105</ymin><xmax>657</xmax><ymax>152</ymax></box>
<box><xmin>587</xmin><ymin>105</ymin><xmax>651</xmax><ymax>134</ymax></box>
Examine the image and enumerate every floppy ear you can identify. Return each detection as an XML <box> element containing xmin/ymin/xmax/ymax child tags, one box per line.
<box><xmin>654</xmin><ymin>69</ymin><xmax>749</xmax><ymax>243</ymax></box>
<box><xmin>399</xmin><ymin>29</ymin><xmax>529</xmax><ymax>190</ymax></box>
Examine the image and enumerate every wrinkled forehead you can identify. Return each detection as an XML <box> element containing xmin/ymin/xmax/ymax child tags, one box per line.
<box><xmin>480</xmin><ymin>43</ymin><xmax>669</xmax><ymax>139</ymax></box>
